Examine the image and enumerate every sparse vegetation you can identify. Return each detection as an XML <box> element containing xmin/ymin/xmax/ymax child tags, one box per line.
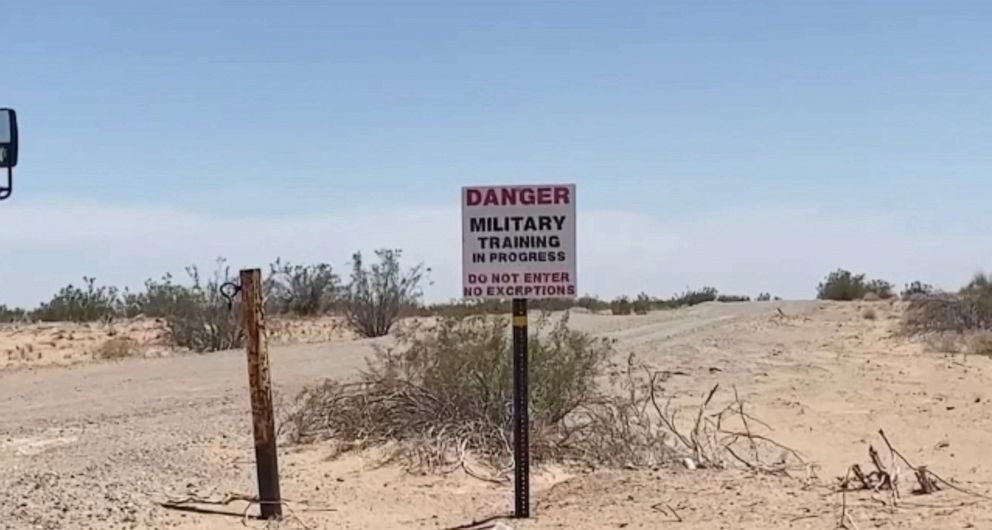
<box><xmin>610</xmin><ymin>296</ymin><xmax>633</xmax><ymax>315</ymax></box>
<box><xmin>862</xmin><ymin>308</ymin><xmax>877</xmax><ymax>320</ymax></box>
<box><xmin>266</xmin><ymin>259</ymin><xmax>341</xmax><ymax>316</ymax></box>
<box><xmin>965</xmin><ymin>331</ymin><xmax>992</xmax><ymax>357</ymax></box>
<box><xmin>904</xmin><ymin>274</ymin><xmax>992</xmax><ymax>336</ymax></box>
<box><xmin>901</xmin><ymin>281</ymin><xmax>935</xmax><ymax>299</ymax></box>
<box><xmin>866</xmin><ymin>279</ymin><xmax>894</xmax><ymax>299</ymax></box>
<box><xmin>961</xmin><ymin>272</ymin><xmax>992</xmax><ymax>310</ymax></box>
<box><xmin>286</xmin><ymin>314</ymin><xmax>799</xmax><ymax>473</ymax></box>
<box><xmin>0</xmin><ymin>305</ymin><xmax>26</xmax><ymax>323</ymax></box>
<box><xmin>633</xmin><ymin>293</ymin><xmax>652</xmax><ymax>315</ymax></box>
<box><xmin>148</xmin><ymin>261</ymin><xmax>244</xmax><ymax>353</ymax></box>
<box><xmin>287</xmin><ymin>314</ymin><xmax>612</xmax><ymax>467</ymax></box>
<box><xmin>669</xmin><ymin>286</ymin><xmax>718</xmax><ymax>307</ymax></box>
<box><xmin>902</xmin><ymin>272</ymin><xmax>992</xmax><ymax>359</ymax></box>
<box><xmin>904</xmin><ymin>294</ymin><xmax>991</xmax><ymax>335</ymax></box>
<box><xmin>923</xmin><ymin>333</ymin><xmax>960</xmax><ymax>354</ymax></box>
<box><xmin>816</xmin><ymin>269</ymin><xmax>893</xmax><ymax>301</ymax></box>
<box><xmin>32</xmin><ymin>277</ymin><xmax>122</xmax><ymax>322</ymax></box>
<box><xmin>343</xmin><ymin>249</ymin><xmax>427</xmax><ymax>338</ymax></box>
<box><xmin>576</xmin><ymin>295</ymin><xmax>609</xmax><ymax>313</ymax></box>
<box><xmin>716</xmin><ymin>294</ymin><xmax>750</xmax><ymax>303</ymax></box>
<box><xmin>756</xmin><ymin>293</ymin><xmax>772</xmax><ymax>302</ymax></box>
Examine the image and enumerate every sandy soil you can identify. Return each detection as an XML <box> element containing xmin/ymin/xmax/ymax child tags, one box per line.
<box><xmin>0</xmin><ymin>316</ymin><xmax>349</xmax><ymax>369</ymax></box>
<box><xmin>2</xmin><ymin>301</ymin><xmax>992</xmax><ymax>529</ymax></box>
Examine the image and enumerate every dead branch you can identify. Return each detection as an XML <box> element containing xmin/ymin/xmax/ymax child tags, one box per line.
<box><xmin>838</xmin><ymin>467</ymin><xmax>861</xmax><ymax>530</ymax></box>
<box><xmin>158</xmin><ymin>492</ymin><xmax>335</xmax><ymax>528</ymax></box>
<box><xmin>877</xmin><ymin>429</ymin><xmax>991</xmax><ymax>499</ymax></box>
<box><xmin>650</xmin><ymin>502</ymin><xmax>683</xmax><ymax>523</ymax></box>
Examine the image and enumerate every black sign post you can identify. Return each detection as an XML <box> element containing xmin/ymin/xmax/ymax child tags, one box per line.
<box><xmin>512</xmin><ymin>298</ymin><xmax>530</xmax><ymax>518</ymax></box>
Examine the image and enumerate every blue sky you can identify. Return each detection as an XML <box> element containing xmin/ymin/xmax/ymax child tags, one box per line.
<box><xmin>3</xmin><ymin>1</ymin><xmax>992</xmax><ymax>306</ymax></box>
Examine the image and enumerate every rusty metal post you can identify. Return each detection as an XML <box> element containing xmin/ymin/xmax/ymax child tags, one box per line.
<box><xmin>240</xmin><ymin>268</ymin><xmax>282</xmax><ymax>520</ymax></box>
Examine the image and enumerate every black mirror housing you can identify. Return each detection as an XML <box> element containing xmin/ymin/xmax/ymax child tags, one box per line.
<box><xmin>0</xmin><ymin>108</ymin><xmax>19</xmax><ymax>168</ymax></box>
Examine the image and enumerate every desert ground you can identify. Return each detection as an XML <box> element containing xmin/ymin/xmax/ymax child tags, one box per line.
<box><xmin>3</xmin><ymin>301</ymin><xmax>991</xmax><ymax>529</ymax></box>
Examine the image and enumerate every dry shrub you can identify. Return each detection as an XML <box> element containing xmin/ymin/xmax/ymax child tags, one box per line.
<box><xmin>633</xmin><ymin>293</ymin><xmax>652</xmax><ymax>315</ymax></box>
<box><xmin>286</xmin><ymin>315</ymin><xmax>801</xmax><ymax>474</ymax></box>
<box><xmin>343</xmin><ymin>249</ymin><xmax>426</xmax><ymax>338</ymax></box>
<box><xmin>266</xmin><ymin>259</ymin><xmax>341</xmax><ymax>316</ymax></box>
<box><xmin>610</xmin><ymin>296</ymin><xmax>633</xmax><ymax>315</ymax></box>
<box><xmin>287</xmin><ymin>314</ymin><xmax>610</xmax><ymax>467</ymax></box>
<box><xmin>862</xmin><ymin>308</ymin><xmax>877</xmax><ymax>320</ymax></box>
<box><xmin>965</xmin><ymin>331</ymin><xmax>992</xmax><ymax>357</ymax></box>
<box><xmin>904</xmin><ymin>294</ymin><xmax>992</xmax><ymax>335</ymax></box>
<box><xmin>95</xmin><ymin>336</ymin><xmax>142</xmax><ymax>360</ymax></box>
<box><xmin>923</xmin><ymin>333</ymin><xmax>961</xmax><ymax>354</ymax></box>
<box><xmin>155</xmin><ymin>263</ymin><xmax>242</xmax><ymax>352</ymax></box>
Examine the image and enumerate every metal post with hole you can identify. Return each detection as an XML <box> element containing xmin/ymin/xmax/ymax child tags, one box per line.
<box><xmin>240</xmin><ymin>268</ymin><xmax>283</xmax><ymax>520</ymax></box>
<box><xmin>512</xmin><ymin>298</ymin><xmax>530</xmax><ymax>518</ymax></box>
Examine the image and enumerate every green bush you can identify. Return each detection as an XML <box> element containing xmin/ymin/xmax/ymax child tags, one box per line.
<box><xmin>671</xmin><ymin>286</ymin><xmax>718</xmax><ymax>307</ymax></box>
<box><xmin>610</xmin><ymin>296</ymin><xmax>633</xmax><ymax>315</ymax></box>
<box><xmin>31</xmin><ymin>277</ymin><xmax>122</xmax><ymax>322</ymax></box>
<box><xmin>343</xmin><ymin>249</ymin><xmax>427</xmax><ymax>338</ymax></box>
<box><xmin>287</xmin><ymin>314</ymin><xmax>614</xmax><ymax>467</ymax></box>
<box><xmin>633</xmin><ymin>293</ymin><xmax>652</xmax><ymax>315</ymax></box>
<box><xmin>0</xmin><ymin>305</ymin><xmax>27</xmax><ymax>323</ymax></box>
<box><xmin>816</xmin><ymin>269</ymin><xmax>893</xmax><ymax>301</ymax></box>
<box><xmin>576</xmin><ymin>295</ymin><xmax>609</xmax><ymax>313</ymax></box>
<box><xmin>716</xmin><ymin>294</ymin><xmax>751</xmax><ymax>303</ymax></box>
<box><xmin>266</xmin><ymin>259</ymin><xmax>341</xmax><ymax>316</ymax></box>
<box><xmin>901</xmin><ymin>281</ymin><xmax>935</xmax><ymax>299</ymax></box>
<box><xmin>961</xmin><ymin>273</ymin><xmax>992</xmax><ymax>308</ymax></box>
<box><xmin>144</xmin><ymin>261</ymin><xmax>243</xmax><ymax>352</ymax></box>
<box><xmin>122</xmin><ymin>273</ymin><xmax>190</xmax><ymax>318</ymax></box>
<box><xmin>755</xmin><ymin>293</ymin><xmax>772</xmax><ymax>302</ymax></box>
<box><xmin>286</xmin><ymin>315</ymin><xmax>798</xmax><ymax>472</ymax></box>
<box><xmin>866</xmin><ymin>279</ymin><xmax>894</xmax><ymax>299</ymax></box>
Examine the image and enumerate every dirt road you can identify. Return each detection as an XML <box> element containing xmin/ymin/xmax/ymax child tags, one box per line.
<box><xmin>3</xmin><ymin>301</ymin><xmax>992</xmax><ymax>529</ymax></box>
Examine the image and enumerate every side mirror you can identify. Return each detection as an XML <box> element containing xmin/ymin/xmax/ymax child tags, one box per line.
<box><xmin>0</xmin><ymin>109</ymin><xmax>17</xmax><ymax>168</ymax></box>
<box><xmin>0</xmin><ymin>108</ymin><xmax>18</xmax><ymax>200</ymax></box>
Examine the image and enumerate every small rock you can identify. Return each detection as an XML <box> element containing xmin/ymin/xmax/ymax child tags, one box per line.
<box><xmin>683</xmin><ymin>458</ymin><xmax>697</xmax><ymax>470</ymax></box>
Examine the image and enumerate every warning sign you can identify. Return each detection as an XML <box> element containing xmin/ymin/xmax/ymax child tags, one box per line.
<box><xmin>462</xmin><ymin>184</ymin><xmax>577</xmax><ymax>299</ymax></box>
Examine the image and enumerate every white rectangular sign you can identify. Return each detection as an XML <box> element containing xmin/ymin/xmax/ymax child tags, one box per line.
<box><xmin>462</xmin><ymin>184</ymin><xmax>577</xmax><ymax>299</ymax></box>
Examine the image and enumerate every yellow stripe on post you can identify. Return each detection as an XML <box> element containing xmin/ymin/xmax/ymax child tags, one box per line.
<box><xmin>513</xmin><ymin>315</ymin><xmax>528</xmax><ymax>327</ymax></box>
